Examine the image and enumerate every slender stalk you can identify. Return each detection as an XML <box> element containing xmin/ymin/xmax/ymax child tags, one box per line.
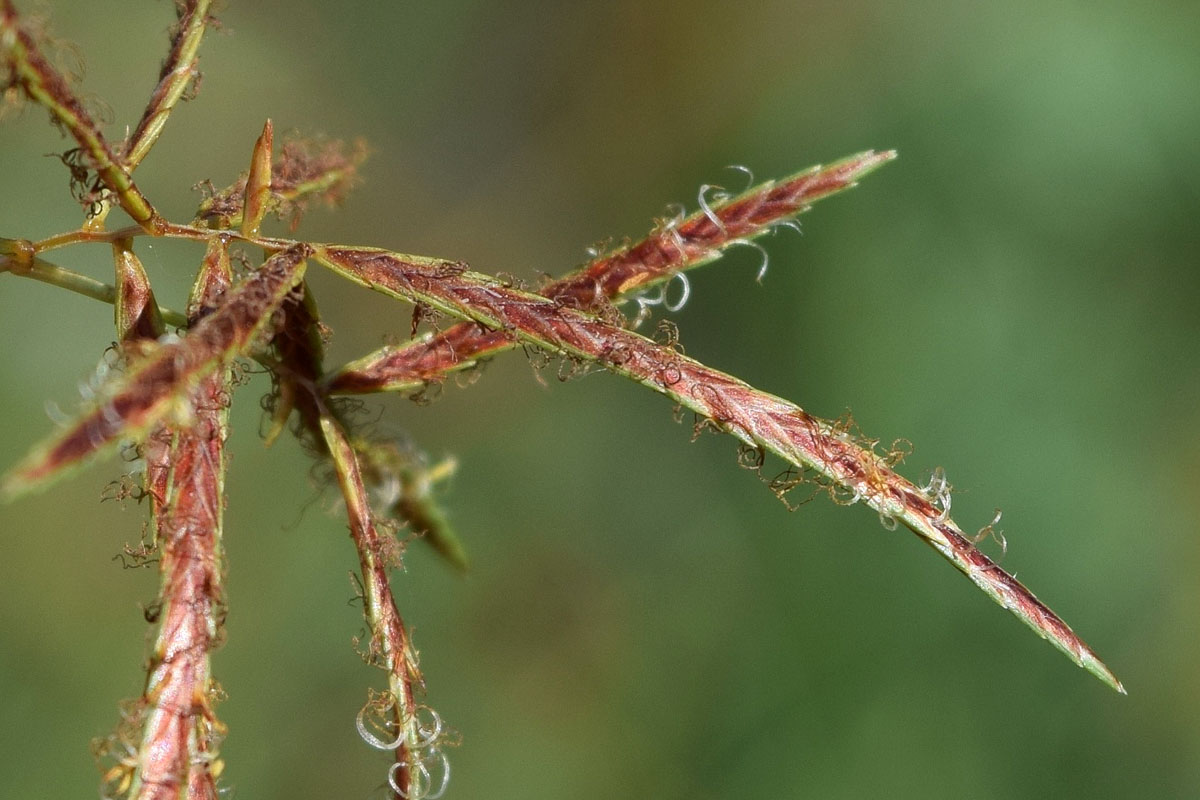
<box><xmin>0</xmin><ymin>253</ymin><xmax>188</xmax><ymax>327</ymax></box>
<box><xmin>31</xmin><ymin>226</ymin><xmax>143</xmax><ymax>253</ymax></box>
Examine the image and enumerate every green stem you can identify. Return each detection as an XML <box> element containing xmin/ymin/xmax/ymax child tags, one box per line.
<box><xmin>2</xmin><ymin>255</ymin><xmax>187</xmax><ymax>327</ymax></box>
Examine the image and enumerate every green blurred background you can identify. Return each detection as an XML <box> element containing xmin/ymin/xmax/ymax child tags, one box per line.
<box><xmin>2</xmin><ymin>1</ymin><xmax>1198</xmax><ymax>797</ymax></box>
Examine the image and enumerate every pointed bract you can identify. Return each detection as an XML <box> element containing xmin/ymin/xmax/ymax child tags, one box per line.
<box><xmin>113</xmin><ymin>240</ymin><xmax>164</xmax><ymax>342</ymax></box>
<box><xmin>241</xmin><ymin>119</ymin><xmax>274</xmax><ymax>238</ymax></box>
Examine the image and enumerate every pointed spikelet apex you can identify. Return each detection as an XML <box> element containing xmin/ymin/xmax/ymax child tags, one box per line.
<box><xmin>242</xmin><ymin>118</ymin><xmax>274</xmax><ymax>238</ymax></box>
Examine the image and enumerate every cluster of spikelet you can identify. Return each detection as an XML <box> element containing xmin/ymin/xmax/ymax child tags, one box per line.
<box><xmin>1</xmin><ymin>1</ymin><xmax>1121</xmax><ymax>798</ymax></box>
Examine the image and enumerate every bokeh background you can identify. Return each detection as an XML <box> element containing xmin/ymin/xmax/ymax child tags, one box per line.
<box><xmin>2</xmin><ymin>1</ymin><xmax>1198</xmax><ymax>797</ymax></box>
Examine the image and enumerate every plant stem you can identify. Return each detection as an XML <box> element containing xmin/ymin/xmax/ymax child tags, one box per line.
<box><xmin>1</xmin><ymin>254</ymin><xmax>187</xmax><ymax>327</ymax></box>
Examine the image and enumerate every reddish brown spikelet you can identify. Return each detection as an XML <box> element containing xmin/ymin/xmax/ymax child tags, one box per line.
<box><xmin>120</xmin><ymin>245</ymin><xmax>234</xmax><ymax>800</ymax></box>
<box><xmin>271</xmin><ymin>135</ymin><xmax>367</xmax><ymax>222</ymax></box>
<box><xmin>264</xmin><ymin>279</ymin><xmax>469</xmax><ymax>574</ymax></box>
<box><xmin>0</xmin><ymin>0</ymin><xmax>160</xmax><ymax>228</ymax></box>
<box><xmin>320</xmin><ymin>410</ymin><xmax>443</xmax><ymax>799</ymax></box>
<box><xmin>314</xmin><ymin>244</ymin><xmax>1123</xmax><ymax>692</ymax></box>
<box><xmin>123</xmin><ymin>380</ymin><xmax>229</xmax><ymax>800</ymax></box>
<box><xmin>122</xmin><ymin>0</ymin><xmax>214</xmax><ymax>170</ymax></box>
<box><xmin>2</xmin><ymin>245</ymin><xmax>308</xmax><ymax>497</ymax></box>
<box><xmin>551</xmin><ymin>150</ymin><xmax>896</xmax><ymax>303</ymax></box>
<box><xmin>324</xmin><ymin>151</ymin><xmax>894</xmax><ymax>395</ymax></box>
<box><xmin>328</xmin><ymin>323</ymin><xmax>510</xmax><ymax>395</ymax></box>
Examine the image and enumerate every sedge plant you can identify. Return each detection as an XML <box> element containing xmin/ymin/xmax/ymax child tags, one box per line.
<box><xmin>0</xmin><ymin>2</ymin><xmax>1123</xmax><ymax>798</ymax></box>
